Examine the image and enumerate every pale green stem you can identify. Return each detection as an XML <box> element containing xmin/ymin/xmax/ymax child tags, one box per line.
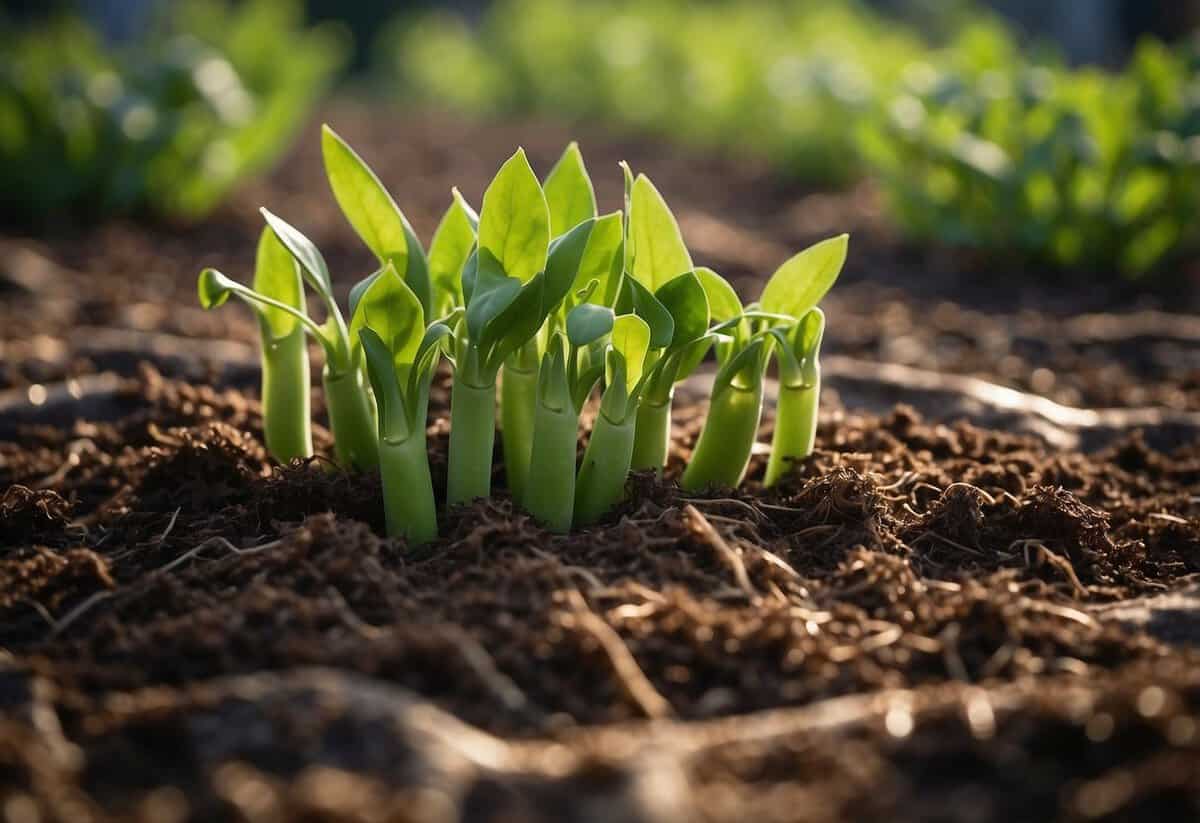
<box><xmin>500</xmin><ymin>356</ymin><xmax>538</xmax><ymax>504</ymax></box>
<box><xmin>765</xmin><ymin>374</ymin><xmax>820</xmax><ymax>488</ymax></box>
<box><xmin>379</xmin><ymin>431</ymin><xmax>438</xmax><ymax>544</ymax></box>
<box><xmin>680</xmin><ymin>382</ymin><xmax>764</xmax><ymax>491</ymax></box>
<box><xmin>260</xmin><ymin>326</ymin><xmax>312</xmax><ymax>463</ymax></box>
<box><xmin>630</xmin><ymin>391</ymin><xmax>672</xmax><ymax>474</ymax></box>
<box><xmin>322</xmin><ymin>367</ymin><xmax>379</xmax><ymax>471</ymax></box>
<box><xmin>574</xmin><ymin>411</ymin><xmax>637</xmax><ymax>527</ymax></box>
<box><xmin>447</xmin><ymin>378</ymin><xmax>496</xmax><ymax>505</ymax></box>
<box><xmin>523</xmin><ymin>401</ymin><xmax>579</xmax><ymax>533</ymax></box>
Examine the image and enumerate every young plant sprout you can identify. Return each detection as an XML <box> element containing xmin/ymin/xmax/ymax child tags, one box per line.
<box><xmin>261</xmin><ymin>208</ymin><xmax>381</xmax><ymax>471</ymax></box>
<box><xmin>356</xmin><ymin>266</ymin><xmax>450</xmax><ymax>544</ymax></box>
<box><xmin>764</xmin><ymin>307</ymin><xmax>825</xmax><ymax>487</ymax></box>
<box><xmin>197</xmin><ymin>227</ymin><xmax>312</xmax><ymax>463</ymax></box>
<box><xmin>500</xmin><ymin>142</ymin><xmax>600</xmax><ymax>504</ymax></box>
<box><xmin>200</xmin><ymin>125</ymin><xmax>850</xmax><ymax>537</ymax></box>
<box><xmin>620</xmin><ymin>168</ymin><xmax>713</xmax><ymax>474</ymax></box>
<box><xmin>521</xmin><ymin>301</ymin><xmax>613</xmax><ymax>531</ymax></box>
<box><xmin>680</xmin><ymin>234</ymin><xmax>848</xmax><ymax>491</ymax></box>
<box><xmin>574</xmin><ymin>314</ymin><xmax>652</xmax><ymax>526</ymax></box>
<box><xmin>447</xmin><ymin>148</ymin><xmax>603</xmax><ymax>505</ymax></box>
<box><xmin>198</xmin><ymin>210</ymin><xmax>380</xmax><ymax>470</ymax></box>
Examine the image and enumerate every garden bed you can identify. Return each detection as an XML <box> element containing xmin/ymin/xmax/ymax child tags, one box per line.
<box><xmin>2</xmin><ymin>104</ymin><xmax>1200</xmax><ymax>821</ymax></box>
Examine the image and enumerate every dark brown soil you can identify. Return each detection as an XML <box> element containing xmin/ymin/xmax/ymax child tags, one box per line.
<box><xmin>2</xmin><ymin>102</ymin><xmax>1200</xmax><ymax>821</ymax></box>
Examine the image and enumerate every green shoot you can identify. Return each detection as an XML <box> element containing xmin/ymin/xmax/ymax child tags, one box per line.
<box><xmin>357</xmin><ymin>266</ymin><xmax>451</xmax><ymax>544</ymax></box>
<box><xmin>620</xmin><ymin>170</ymin><xmax>713</xmax><ymax>475</ymax></box>
<box><xmin>764</xmin><ymin>308</ymin><xmax>825</xmax><ymax>487</ymax></box>
<box><xmin>501</xmin><ymin>142</ymin><xmax>605</xmax><ymax>505</ymax></box>
<box><xmin>523</xmin><ymin>303</ymin><xmax>612</xmax><ymax>531</ymax></box>
<box><xmin>197</xmin><ymin>227</ymin><xmax>312</xmax><ymax>463</ymax></box>
<box><xmin>574</xmin><ymin>313</ymin><xmax>651</xmax><ymax>526</ymax></box>
<box><xmin>447</xmin><ymin>148</ymin><xmax>551</xmax><ymax>504</ymax></box>
<box><xmin>681</xmin><ymin>234</ymin><xmax>848</xmax><ymax>491</ymax></box>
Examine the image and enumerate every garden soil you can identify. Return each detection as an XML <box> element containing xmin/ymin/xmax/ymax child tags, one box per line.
<box><xmin>2</xmin><ymin>104</ymin><xmax>1200</xmax><ymax>821</ymax></box>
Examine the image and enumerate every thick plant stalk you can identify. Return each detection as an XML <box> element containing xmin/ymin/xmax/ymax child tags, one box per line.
<box><xmin>630</xmin><ymin>392</ymin><xmax>672</xmax><ymax>474</ymax></box>
<box><xmin>523</xmin><ymin>401</ymin><xmax>579</xmax><ymax>532</ymax></box>
<box><xmin>680</xmin><ymin>382</ymin><xmax>765</xmax><ymax>491</ymax></box>
<box><xmin>322</xmin><ymin>367</ymin><xmax>379</xmax><ymax>470</ymax></box>
<box><xmin>500</xmin><ymin>351</ymin><xmax>539</xmax><ymax>503</ymax></box>
<box><xmin>379</xmin><ymin>431</ymin><xmax>438</xmax><ymax>544</ymax></box>
<box><xmin>260</xmin><ymin>326</ymin><xmax>313</xmax><ymax>463</ymax></box>
<box><xmin>764</xmin><ymin>375</ymin><xmax>819</xmax><ymax>488</ymax></box>
<box><xmin>448</xmin><ymin>379</ymin><xmax>497</xmax><ymax>504</ymax></box>
<box><xmin>574</xmin><ymin>411</ymin><xmax>637</xmax><ymax>526</ymax></box>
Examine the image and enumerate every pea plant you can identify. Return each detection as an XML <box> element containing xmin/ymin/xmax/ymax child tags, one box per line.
<box><xmin>199</xmin><ymin>128</ymin><xmax>847</xmax><ymax>542</ymax></box>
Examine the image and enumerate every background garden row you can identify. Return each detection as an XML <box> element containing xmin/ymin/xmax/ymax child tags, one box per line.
<box><xmin>4</xmin><ymin>0</ymin><xmax>1200</xmax><ymax>281</ymax></box>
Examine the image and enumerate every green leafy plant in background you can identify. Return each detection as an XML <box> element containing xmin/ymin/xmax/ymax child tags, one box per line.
<box><xmin>0</xmin><ymin>0</ymin><xmax>345</xmax><ymax>225</ymax></box>
<box><xmin>859</xmin><ymin>24</ymin><xmax>1200</xmax><ymax>277</ymax></box>
<box><xmin>681</xmin><ymin>235</ymin><xmax>847</xmax><ymax>492</ymax></box>
<box><xmin>384</xmin><ymin>0</ymin><xmax>925</xmax><ymax>186</ymax></box>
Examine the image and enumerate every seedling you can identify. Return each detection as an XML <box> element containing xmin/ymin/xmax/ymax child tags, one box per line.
<box><xmin>196</xmin><ymin>228</ymin><xmax>312</xmax><ymax>463</ymax></box>
<box><xmin>764</xmin><ymin>307</ymin><xmax>825</xmax><ymax>487</ymax></box>
<box><xmin>522</xmin><ymin>303</ymin><xmax>611</xmax><ymax>531</ymax></box>
<box><xmin>681</xmin><ymin>234</ymin><xmax>847</xmax><ymax>491</ymax></box>
<box><xmin>357</xmin><ymin>267</ymin><xmax>451</xmax><ymax>543</ymax></box>
<box><xmin>447</xmin><ymin>149</ymin><xmax>600</xmax><ymax>505</ymax></box>
<box><xmin>620</xmin><ymin>167</ymin><xmax>712</xmax><ymax>475</ymax></box>
<box><xmin>500</xmin><ymin>143</ymin><xmax>604</xmax><ymax>505</ymax></box>
<box><xmin>198</xmin><ymin>208</ymin><xmax>380</xmax><ymax>471</ymax></box>
<box><xmin>574</xmin><ymin>314</ymin><xmax>652</xmax><ymax>526</ymax></box>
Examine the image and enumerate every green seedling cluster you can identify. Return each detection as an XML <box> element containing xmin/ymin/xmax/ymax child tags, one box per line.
<box><xmin>0</xmin><ymin>0</ymin><xmax>345</xmax><ymax>224</ymax></box>
<box><xmin>199</xmin><ymin>129</ymin><xmax>847</xmax><ymax>543</ymax></box>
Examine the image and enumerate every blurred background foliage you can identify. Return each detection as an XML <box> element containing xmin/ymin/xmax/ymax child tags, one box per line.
<box><xmin>2</xmin><ymin>0</ymin><xmax>1199</xmax><ymax>279</ymax></box>
<box><xmin>0</xmin><ymin>0</ymin><xmax>346</xmax><ymax>224</ymax></box>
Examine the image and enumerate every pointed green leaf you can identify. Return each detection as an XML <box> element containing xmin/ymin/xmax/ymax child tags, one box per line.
<box><xmin>348</xmin><ymin>264</ymin><xmax>425</xmax><ymax>370</ymax></box>
<box><xmin>349</xmin><ymin>270</ymin><xmax>383</xmax><ymax>320</ymax></box>
<box><xmin>466</xmin><ymin>249</ymin><xmax>522</xmax><ymax>342</ymax></box>
<box><xmin>630</xmin><ymin>174</ymin><xmax>692</xmax><ymax>292</ymax></box>
<box><xmin>478</xmin><ymin>148</ymin><xmax>550</xmax><ymax>284</ymax></box>
<box><xmin>428</xmin><ymin>191</ymin><xmax>478</xmax><ymax>312</ymax></box>
<box><xmin>566</xmin><ymin>303</ymin><xmax>614</xmax><ymax>347</ymax></box>
<box><xmin>322</xmin><ymin>124</ymin><xmax>412</xmax><ymax>267</ymax></box>
<box><xmin>483</xmin><ymin>274</ymin><xmax>546</xmax><ymax>371</ymax></box>
<box><xmin>544</xmin><ymin>142</ymin><xmax>597</xmax><ymax>237</ymax></box>
<box><xmin>260</xmin><ymin>208</ymin><xmax>333</xmax><ymax>298</ymax></box>
<box><xmin>655</xmin><ymin>271</ymin><xmax>708</xmax><ymax>349</ymax></box>
<box><xmin>610</xmin><ymin>314</ymin><xmax>651</xmax><ymax>395</ymax></box>
<box><xmin>359</xmin><ymin>327</ymin><xmax>408</xmax><ymax>441</ymax></box>
<box><xmin>574</xmin><ymin>211</ymin><xmax>624</xmax><ymax>308</ymax></box>
<box><xmin>760</xmin><ymin>234</ymin><xmax>848</xmax><ymax>320</ymax></box>
<box><xmin>619</xmin><ymin>276</ymin><xmax>674</xmax><ymax>349</ymax></box>
<box><xmin>695</xmin><ymin>267</ymin><xmax>742</xmax><ymax>322</ymax></box>
<box><xmin>252</xmin><ymin>227</ymin><xmax>304</xmax><ymax>339</ymax></box>
<box><xmin>544</xmin><ymin>217</ymin><xmax>594</xmax><ymax>316</ymax></box>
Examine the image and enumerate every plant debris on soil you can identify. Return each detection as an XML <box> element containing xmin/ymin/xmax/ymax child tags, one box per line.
<box><xmin>2</xmin><ymin>103</ymin><xmax>1200</xmax><ymax>821</ymax></box>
